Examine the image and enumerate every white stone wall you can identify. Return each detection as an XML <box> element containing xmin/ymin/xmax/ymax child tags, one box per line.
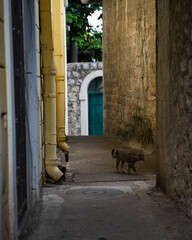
<box><xmin>67</xmin><ymin>62</ymin><xmax>103</xmax><ymax>135</ymax></box>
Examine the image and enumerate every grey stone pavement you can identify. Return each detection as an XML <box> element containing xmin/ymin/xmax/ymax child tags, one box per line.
<box><xmin>22</xmin><ymin>136</ymin><xmax>192</xmax><ymax>240</ymax></box>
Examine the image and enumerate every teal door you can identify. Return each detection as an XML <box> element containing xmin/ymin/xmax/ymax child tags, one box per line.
<box><xmin>88</xmin><ymin>92</ymin><xmax>103</xmax><ymax>135</ymax></box>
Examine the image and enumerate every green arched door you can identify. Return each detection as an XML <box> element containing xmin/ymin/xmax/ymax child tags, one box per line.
<box><xmin>88</xmin><ymin>77</ymin><xmax>103</xmax><ymax>135</ymax></box>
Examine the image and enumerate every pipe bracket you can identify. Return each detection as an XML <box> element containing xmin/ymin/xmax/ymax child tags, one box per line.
<box><xmin>42</xmin><ymin>67</ymin><xmax>56</xmax><ymax>76</ymax></box>
<box><xmin>44</xmin><ymin>93</ymin><xmax>56</xmax><ymax>98</ymax></box>
<box><xmin>56</xmin><ymin>75</ymin><xmax>65</xmax><ymax>81</ymax></box>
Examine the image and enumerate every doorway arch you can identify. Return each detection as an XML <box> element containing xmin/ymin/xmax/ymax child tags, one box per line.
<box><xmin>79</xmin><ymin>70</ymin><xmax>103</xmax><ymax>135</ymax></box>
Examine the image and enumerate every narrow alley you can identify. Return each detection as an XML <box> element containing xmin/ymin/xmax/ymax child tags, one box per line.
<box><xmin>23</xmin><ymin>136</ymin><xmax>192</xmax><ymax>240</ymax></box>
<box><xmin>1</xmin><ymin>0</ymin><xmax>192</xmax><ymax>239</ymax></box>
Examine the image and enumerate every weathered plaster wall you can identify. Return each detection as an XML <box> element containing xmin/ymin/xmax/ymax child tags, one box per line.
<box><xmin>157</xmin><ymin>0</ymin><xmax>192</xmax><ymax>217</ymax></box>
<box><xmin>67</xmin><ymin>62</ymin><xmax>102</xmax><ymax>135</ymax></box>
<box><xmin>103</xmin><ymin>0</ymin><xmax>156</xmax><ymax>147</ymax></box>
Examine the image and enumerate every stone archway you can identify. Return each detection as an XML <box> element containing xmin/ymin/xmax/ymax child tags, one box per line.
<box><xmin>79</xmin><ymin>70</ymin><xmax>103</xmax><ymax>135</ymax></box>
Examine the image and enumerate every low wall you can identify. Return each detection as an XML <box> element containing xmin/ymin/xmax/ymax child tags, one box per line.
<box><xmin>67</xmin><ymin>62</ymin><xmax>103</xmax><ymax>135</ymax></box>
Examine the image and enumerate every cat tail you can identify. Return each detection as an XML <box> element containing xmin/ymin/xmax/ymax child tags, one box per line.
<box><xmin>112</xmin><ymin>149</ymin><xmax>115</xmax><ymax>158</ymax></box>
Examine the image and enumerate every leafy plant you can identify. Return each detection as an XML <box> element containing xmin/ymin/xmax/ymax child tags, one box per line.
<box><xmin>66</xmin><ymin>0</ymin><xmax>102</xmax><ymax>62</ymax></box>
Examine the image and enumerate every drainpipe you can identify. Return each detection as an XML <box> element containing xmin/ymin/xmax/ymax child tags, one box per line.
<box><xmin>53</xmin><ymin>0</ymin><xmax>69</xmax><ymax>152</ymax></box>
<box><xmin>40</xmin><ymin>0</ymin><xmax>63</xmax><ymax>181</ymax></box>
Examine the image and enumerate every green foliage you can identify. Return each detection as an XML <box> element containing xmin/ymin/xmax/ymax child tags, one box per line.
<box><xmin>66</xmin><ymin>0</ymin><xmax>102</xmax><ymax>62</ymax></box>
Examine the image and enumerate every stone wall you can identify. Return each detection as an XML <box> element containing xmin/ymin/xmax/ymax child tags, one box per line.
<box><xmin>157</xmin><ymin>0</ymin><xmax>192</xmax><ymax>217</ymax></box>
<box><xmin>67</xmin><ymin>62</ymin><xmax>103</xmax><ymax>135</ymax></box>
<box><xmin>103</xmin><ymin>0</ymin><xmax>156</xmax><ymax>148</ymax></box>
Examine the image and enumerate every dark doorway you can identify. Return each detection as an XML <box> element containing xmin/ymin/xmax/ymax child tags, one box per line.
<box><xmin>11</xmin><ymin>0</ymin><xmax>27</xmax><ymax>222</ymax></box>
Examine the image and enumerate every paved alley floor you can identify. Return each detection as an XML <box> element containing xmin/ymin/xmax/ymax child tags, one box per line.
<box><xmin>23</xmin><ymin>136</ymin><xmax>192</xmax><ymax>240</ymax></box>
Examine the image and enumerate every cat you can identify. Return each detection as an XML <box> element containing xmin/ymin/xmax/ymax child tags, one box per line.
<box><xmin>112</xmin><ymin>148</ymin><xmax>145</xmax><ymax>174</ymax></box>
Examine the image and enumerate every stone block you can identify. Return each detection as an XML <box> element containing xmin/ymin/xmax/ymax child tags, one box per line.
<box><xmin>80</xmin><ymin>72</ymin><xmax>86</xmax><ymax>78</ymax></box>
<box><xmin>71</xmin><ymin>86</ymin><xmax>79</xmax><ymax>93</ymax></box>
<box><xmin>90</xmin><ymin>63</ymin><xmax>97</xmax><ymax>69</ymax></box>
<box><xmin>72</xmin><ymin>71</ymin><xmax>80</xmax><ymax>78</ymax></box>
<box><xmin>68</xmin><ymin>64</ymin><xmax>75</xmax><ymax>71</ymax></box>
<box><xmin>76</xmin><ymin>63</ymin><xmax>82</xmax><ymax>70</ymax></box>
<box><xmin>68</xmin><ymin>93</ymin><xmax>75</xmax><ymax>99</ymax></box>
<box><xmin>77</xmin><ymin>80</ymin><xmax>82</xmax><ymax>86</ymax></box>
<box><xmin>98</xmin><ymin>62</ymin><xmax>103</xmax><ymax>69</ymax></box>
<box><xmin>68</xmin><ymin>79</ymin><xmax>75</xmax><ymax>86</ymax></box>
<box><xmin>83</xmin><ymin>63</ymin><xmax>89</xmax><ymax>70</ymax></box>
<box><xmin>67</xmin><ymin>71</ymin><xmax>71</xmax><ymax>78</ymax></box>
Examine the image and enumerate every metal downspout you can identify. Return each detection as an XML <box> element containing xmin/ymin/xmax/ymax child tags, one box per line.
<box><xmin>53</xmin><ymin>0</ymin><xmax>69</xmax><ymax>152</ymax></box>
<box><xmin>40</xmin><ymin>0</ymin><xmax>63</xmax><ymax>181</ymax></box>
